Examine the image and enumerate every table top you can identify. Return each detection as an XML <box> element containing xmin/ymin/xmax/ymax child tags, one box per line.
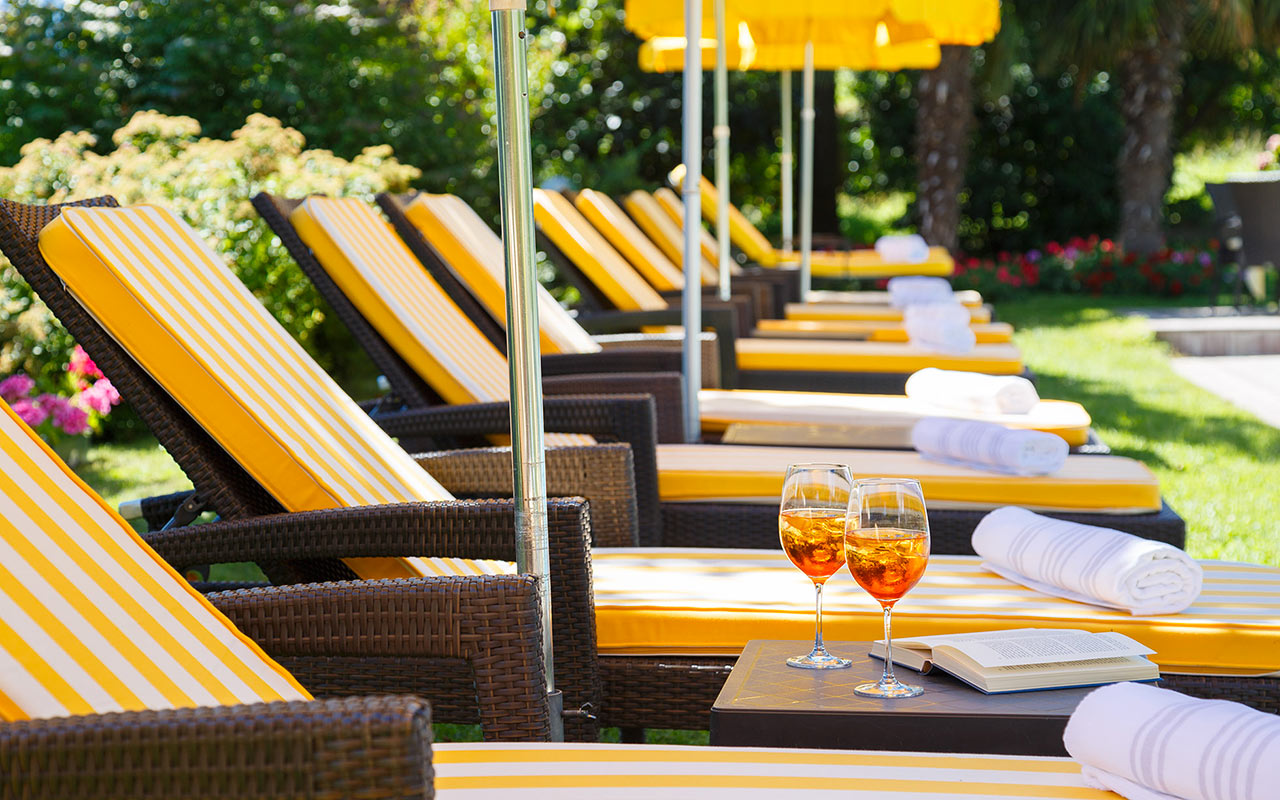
<box><xmin>715</xmin><ymin>640</ymin><xmax>1097</xmax><ymax>719</ymax></box>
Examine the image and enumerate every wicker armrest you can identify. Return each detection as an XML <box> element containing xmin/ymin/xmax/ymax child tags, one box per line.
<box><xmin>543</xmin><ymin>348</ymin><xmax>682</xmax><ymax>376</ymax></box>
<box><xmin>542</xmin><ymin>372</ymin><xmax>684</xmax><ymax>444</ymax></box>
<box><xmin>372</xmin><ymin>395</ymin><xmax>662</xmax><ymax>542</ymax></box>
<box><xmin>211</xmin><ymin>575</ymin><xmax>550</xmax><ymax>740</ymax></box>
<box><xmin>0</xmin><ymin>696</ymin><xmax>434</xmax><ymax>799</ymax></box>
<box><xmin>575</xmin><ymin>308</ymin><xmax>740</xmax><ymax>389</ymax></box>
<box><xmin>144</xmin><ymin>499</ymin><xmax>602</xmax><ymax>741</ymax></box>
<box><xmin>415</xmin><ymin>445</ymin><xmax>639</xmax><ymax>547</ymax></box>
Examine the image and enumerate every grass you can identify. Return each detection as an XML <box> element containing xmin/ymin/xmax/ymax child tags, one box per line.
<box><xmin>1000</xmin><ymin>295</ymin><xmax>1280</xmax><ymax>566</ymax></box>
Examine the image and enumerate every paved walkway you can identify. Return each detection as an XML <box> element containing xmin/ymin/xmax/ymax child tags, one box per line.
<box><xmin>1171</xmin><ymin>355</ymin><xmax>1280</xmax><ymax>429</ymax></box>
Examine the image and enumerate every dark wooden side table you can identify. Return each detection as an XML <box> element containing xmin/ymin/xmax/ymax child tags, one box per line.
<box><xmin>710</xmin><ymin>640</ymin><xmax>1104</xmax><ymax>756</ymax></box>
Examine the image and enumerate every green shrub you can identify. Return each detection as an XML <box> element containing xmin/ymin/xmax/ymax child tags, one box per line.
<box><xmin>0</xmin><ymin>111</ymin><xmax>419</xmax><ymax>435</ymax></box>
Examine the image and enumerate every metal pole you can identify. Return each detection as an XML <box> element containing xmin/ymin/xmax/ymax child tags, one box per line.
<box><xmin>780</xmin><ymin>70</ymin><xmax>794</xmax><ymax>254</ymax></box>
<box><xmin>713</xmin><ymin>0</ymin><xmax>731</xmax><ymax>302</ymax></box>
<box><xmin>490</xmin><ymin>0</ymin><xmax>562</xmax><ymax>741</ymax></box>
<box><xmin>681</xmin><ymin>0</ymin><xmax>702</xmax><ymax>441</ymax></box>
<box><xmin>799</xmin><ymin>41</ymin><xmax>814</xmax><ymax>301</ymax></box>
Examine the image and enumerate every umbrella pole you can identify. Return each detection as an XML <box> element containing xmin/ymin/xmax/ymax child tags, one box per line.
<box><xmin>714</xmin><ymin>0</ymin><xmax>731</xmax><ymax>302</ymax></box>
<box><xmin>490</xmin><ymin>0</ymin><xmax>562</xmax><ymax>741</ymax></box>
<box><xmin>681</xmin><ymin>0</ymin><xmax>702</xmax><ymax>442</ymax></box>
<box><xmin>780</xmin><ymin>70</ymin><xmax>794</xmax><ymax>253</ymax></box>
<box><xmin>798</xmin><ymin>40</ymin><xmax>814</xmax><ymax>301</ymax></box>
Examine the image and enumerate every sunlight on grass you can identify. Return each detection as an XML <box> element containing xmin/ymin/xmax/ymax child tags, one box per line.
<box><xmin>1167</xmin><ymin>137</ymin><xmax>1266</xmax><ymax>204</ymax></box>
<box><xmin>79</xmin><ymin>438</ymin><xmax>192</xmax><ymax>511</ymax></box>
<box><xmin>1001</xmin><ymin>296</ymin><xmax>1280</xmax><ymax>565</ymax></box>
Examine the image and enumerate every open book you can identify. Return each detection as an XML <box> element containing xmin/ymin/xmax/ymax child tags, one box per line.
<box><xmin>871</xmin><ymin>628</ymin><xmax>1159</xmax><ymax>694</ymax></box>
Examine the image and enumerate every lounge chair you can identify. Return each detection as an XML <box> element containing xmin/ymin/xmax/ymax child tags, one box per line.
<box><xmin>367</xmin><ymin>191</ymin><xmax>1086</xmax><ymax>448</ymax></box>
<box><xmin>0</xmin><ymin>396</ymin><xmax>546</xmax><ymax>796</ymax></box>
<box><xmin>530</xmin><ymin>187</ymin><xmax>1024</xmax><ymax>394</ymax></box>
<box><xmin>583</xmin><ymin>187</ymin><xmax>1010</xmax><ymax>343</ymax></box>
<box><xmin>669</xmin><ymin>164</ymin><xmax>956</xmax><ymax>278</ymax></box>
<box><xmin>259</xmin><ymin>194</ymin><xmax>1179</xmax><ymax>545</ymax></box>
<box><xmin>10</xmin><ymin>198</ymin><xmax>1260</xmax><ymax>736</ymax></box>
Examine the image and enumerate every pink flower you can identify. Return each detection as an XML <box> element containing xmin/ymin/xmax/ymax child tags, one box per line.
<box><xmin>51</xmin><ymin>401</ymin><xmax>89</xmax><ymax>436</ymax></box>
<box><xmin>67</xmin><ymin>345</ymin><xmax>103</xmax><ymax>380</ymax></box>
<box><xmin>1268</xmin><ymin>133</ymin><xmax>1280</xmax><ymax>152</ymax></box>
<box><xmin>79</xmin><ymin>378</ymin><xmax>121</xmax><ymax>415</ymax></box>
<box><xmin>0</xmin><ymin>374</ymin><xmax>35</xmax><ymax>403</ymax></box>
<box><xmin>1257</xmin><ymin>150</ymin><xmax>1276</xmax><ymax>170</ymax></box>
<box><xmin>10</xmin><ymin>398</ymin><xmax>48</xmax><ymax>427</ymax></box>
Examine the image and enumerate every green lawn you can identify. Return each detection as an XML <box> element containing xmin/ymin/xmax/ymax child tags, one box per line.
<box><xmin>1000</xmin><ymin>296</ymin><xmax>1280</xmax><ymax>566</ymax></box>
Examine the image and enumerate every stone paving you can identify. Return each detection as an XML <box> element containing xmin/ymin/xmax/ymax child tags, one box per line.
<box><xmin>1171</xmin><ymin>355</ymin><xmax>1280</xmax><ymax>430</ymax></box>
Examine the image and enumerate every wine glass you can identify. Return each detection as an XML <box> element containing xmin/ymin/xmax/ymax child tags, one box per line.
<box><xmin>779</xmin><ymin>463</ymin><xmax>854</xmax><ymax>670</ymax></box>
<box><xmin>845</xmin><ymin>477</ymin><xmax>931</xmax><ymax>697</ymax></box>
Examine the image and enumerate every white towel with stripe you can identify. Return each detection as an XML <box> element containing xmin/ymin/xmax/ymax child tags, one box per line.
<box><xmin>972</xmin><ymin>506</ymin><xmax>1203</xmax><ymax>615</ymax></box>
<box><xmin>905</xmin><ymin>367</ymin><xmax>1041</xmax><ymax>415</ymax></box>
<box><xmin>887</xmin><ymin>275</ymin><xmax>955</xmax><ymax>307</ymax></box>
<box><xmin>911</xmin><ymin>418</ymin><xmax>1068</xmax><ymax>475</ymax></box>
<box><xmin>903</xmin><ymin>302</ymin><xmax>977</xmax><ymax>354</ymax></box>
<box><xmin>1064</xmin><ymin>682</ymin><xmax>1280</xmax><ymax>800</ymax></box>
<box><xmin>875</xmin><ymin>233</ymin><xmax>930</xmax><ymax>264</ymax></box>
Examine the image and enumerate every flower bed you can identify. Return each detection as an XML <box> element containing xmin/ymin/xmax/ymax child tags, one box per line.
<box><xmin>1</xmin><ymin>345</ymin><xmax>120</xmax><ymax>462</ymax></box>
<box><xmin>947</xmin><ymin>237</ymin><xmax>1217</xmax><ymax>301</ymax></box>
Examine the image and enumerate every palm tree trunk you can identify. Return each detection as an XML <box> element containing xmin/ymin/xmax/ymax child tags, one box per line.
<box><xmin>915</xmin><ymin>45</ymin><xmax>973</xmax><ymax>252</ymax></box>
<box><xmin>1116</xmin><ymin>5</ymin><xmax>1185</xmax><ymax>254</ymax></box>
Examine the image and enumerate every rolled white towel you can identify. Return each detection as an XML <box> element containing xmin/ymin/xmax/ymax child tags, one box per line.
<box><xmin>875</xmin><ymin>233</ymin><xmax>930</xmax><ymax>264</ymax></box>
<box><xmin>905</xmin><ymin>368</ymin><xmax>1041</xmax><ymax>415</ymax></box>
<box><xmin>887</xmin><ymin>275</ymin><xmax>954</xmax><ymax>307</ymax></box>
<box><xmin>1064</xmin><ymin>682</ymin><xmax>1280</xmax><ymax>800</ymax></box>
<box><xmin>903</xmin><ymin>303</ymin><xmax>977</xmax><ymax>354</ymax></box>
<box><xmin>972</xmin><ymin>506</ymin><xmax>1202</xmax><ymax>615</ymax></box>
<box><xmin>911</xmin><ymin>418</ymin><xmax>1068</xmax><ymax>475</ymax></box>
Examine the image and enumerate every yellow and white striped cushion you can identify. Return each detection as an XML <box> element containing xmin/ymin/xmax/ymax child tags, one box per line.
<box><xmin>433</xmin><ymin>743</ymin><xmax>1115</xmax><ymax>798</ymax></box>
<box><xmin>671</xmin><ymin>166</ymin><xmax>781</xmax><ymax>267</ymax></box>
<box><xmin>653</xmin><ymin>445</ymin><xmax>1160</xmax><ymax>512</ymax></box>
<box><xmin>735</xmin><ymin>340</ymin><xmax>1024</xmax><ymax>375</ymax></box>
<box><xmin>38</xmin><ymin>204</ymin><xmax>453</xmax><ymax>579</ymax></box>
<box><xmin>786</xmin><ymin>303</ymin><xmax>993</xmax><ymax>323</ymax></box>
<box><xmin>291</xmin><ymin>197</ymin><xmax>592</xmax><ymax>448</ymax></box>
<box><xmin>574</xmin><ymin>189</ymin><xmax>688</xmax><ymax>292</ymax></box>
<box><xmin>533</xmin><ymin>189</ymin><xmax>669</xmax><ymax>312</ymax></box>
<box><xmin>0</xmin><ymin>401</ymin><xmax>308</xmax><ymax>721</ymax></box>
<box><xmin>587</xmin><ymin>549</ymin><xmax>1280</xmax><ymax>674</ymax></box>
<box><xmin>290</xmin><ymin>196</ymin><xmax>513</xmax><ymax>404</ymax></box>
<box><xmin>653</xmin><ymin>187</ymin><xmax>721</xmax><ymax>270</ymax></box>
<box><xmin>403</xmin><ymin>194</ymin><xmax>601</xmax><ymax>356</ymax></box>
<box><xmin>623</xmin><ymin>190</ymin><xmax>720</xmax><ymax>285</ymax></box>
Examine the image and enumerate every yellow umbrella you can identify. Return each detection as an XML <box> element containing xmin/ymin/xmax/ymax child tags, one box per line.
<box><xmin>625</xmin><ymin>0</ymin><xmax>998</xmax><ymax>299</ymax></box>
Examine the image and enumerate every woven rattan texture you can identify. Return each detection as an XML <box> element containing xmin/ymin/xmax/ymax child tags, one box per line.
<box><xmin>0</xmin><ymin>696</ymin><xmax>434</xmax><ymax>799</ymax></box>
<box><xmin>211</xmin><ymin>575</ymin><xmax>551</xmax><ymax>740</ymax></box>
<box><xmin>416</xmin><ymin>445</ymin><xmax>639</xmax><ymax>548</ymax></box>
<box><xmin>0</xmin><ymin>197</ymin><xmax>284</xmax><ymax>523</ymax></box>
<box><xmin>659</xmin><ymin>501</ymin><xmax>1185</xmax><ymax>552</ymax></box>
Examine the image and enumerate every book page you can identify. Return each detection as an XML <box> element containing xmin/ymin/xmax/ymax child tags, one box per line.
<box><xmin>899</xmin><ymin>629</ymin><xmax>1154</xmax><ymax>669</ymax></box>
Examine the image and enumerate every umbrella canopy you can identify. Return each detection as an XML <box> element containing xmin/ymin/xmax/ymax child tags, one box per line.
<box><xmin>639</xmin><ymin>20</ymin><xmax>942</xmax><ymax>72</ymax></box>
<box><xmin>625</xmin><ymin>0</ymin><xmax>1000</xmax><ymax>45</ymax></box>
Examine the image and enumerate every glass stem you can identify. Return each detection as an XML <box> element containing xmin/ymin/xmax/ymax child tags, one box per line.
<box><xmin>881</xmin><ymin>603</ymin><xmax>896</xmax><ymax>685</ymax></box>
<box><xmin>813</xmin><ymin>581</ymin><xmax>827</xmax><ymax>655</ymax></box>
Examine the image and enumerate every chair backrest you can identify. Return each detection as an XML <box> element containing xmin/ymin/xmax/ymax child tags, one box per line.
<box><xmin>668</xmin><ymin>164</ymin><xmax>779</xmax><ymax>267</ymax></box>
<box><xmin>531</xmin><ymin>189</ymin><xmax>669</xmax><ymax>312</ymax></box>
<box><xmin>401</xmin><ymin>193</ymin><xmax>601</xmax><ymax>355</ymax></box>
<box><xmin>621</xmin><ymin>190</ymin><xmax>717</xmax><ymax>286</ymax></box>
<box><xmin>253</xmin><ymin>192</ymin><xmax>446</xmax><ymax>410</ymax></box>
<box><xmin>0</xmin><ymin>399</ymin><xmax>308</xmax><ymax>721</ymax></box>
<box><xmin>37</xmin><ymin>203</ymin><xmax>456</xmax><ymax>580</ymax></box>
<box><xmin>0</xmin><ymin>197</ymin><xmax>282</xmax><ymax>523</ymax></box>
<box><xmin>573</xmin><ymin>189</ymin><xmax>686</xmax><ymax>292</ymax></box>
<box><xmin>1226</xmin><ymin>176</ymin><xmax>1280</xmax><ymax>268</ymax></box>
<box><xmin>652</xmin><ymin>187</ymin><xmax>723</xmax><ymax>268</ymax></box>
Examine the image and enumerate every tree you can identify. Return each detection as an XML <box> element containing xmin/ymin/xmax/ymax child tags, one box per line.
<box><xmin>914</xmin><ymin>46</ymin><xmax>974</xmax><ymax>251</ymax></box>
<box><xmin>1018</xmin><ymin>1</ymin><xmax>1280</xmax><ymax>254</ymax></box>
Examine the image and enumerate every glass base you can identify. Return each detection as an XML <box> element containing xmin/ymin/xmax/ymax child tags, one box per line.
<box><xmin>786</xmin><ymin>651</ymin><xmax>853</xmax><ymax>670</ymax></box>
<box><xmin>854</xmin><ymin>678</ymin><xmax>924</xmax><ymax>698</ymax></box>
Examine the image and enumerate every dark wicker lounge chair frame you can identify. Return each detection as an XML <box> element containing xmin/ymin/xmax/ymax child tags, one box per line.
<box><xmin>3</xmin><ymin>197</ymin><xmax>1226</xmax><ymax>738</ymax></box>
<box><xmin>255</xmin><ymin>191</ymin><xmax>1184</xmax><ymax>548</ymax></box>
